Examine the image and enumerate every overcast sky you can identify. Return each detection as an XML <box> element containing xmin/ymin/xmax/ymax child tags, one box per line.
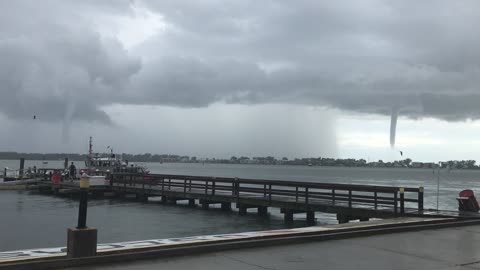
<box><xmin>1</xmin><ymin>0</ymin><xmax>480</xmax><ymax>162</ymax></box>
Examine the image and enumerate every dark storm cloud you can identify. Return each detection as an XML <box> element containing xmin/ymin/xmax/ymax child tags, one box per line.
<box><xmin>2</xmin><ymin>0</ymin><xmax>480</xmax><ymax>124</ymax></box>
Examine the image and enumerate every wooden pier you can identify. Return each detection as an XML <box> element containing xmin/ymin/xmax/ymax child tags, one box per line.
<box><xmin>109</xmin><ymin>173</ymin><xmax>426</xmax><ymax>224</ymax></box>
<box><xmin>34</xmin><ymin>172</ymin><xmax>434</xmax><ymax>224</ymax></box>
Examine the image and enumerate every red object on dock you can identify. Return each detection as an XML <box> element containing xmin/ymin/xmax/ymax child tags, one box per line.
<box><xmin>457</xmin><ymin>189</ymin><xmax>480</xmax><ymax>212</ymax></box>
<box><xmin>51</xmin><ymin>171</ymin><xmax>61</xmax><ymax>183</ymax></box>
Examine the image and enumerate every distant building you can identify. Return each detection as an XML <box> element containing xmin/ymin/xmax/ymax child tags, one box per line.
<box><xmin>411</xmin><ymin>162</ymin><xmax>423</xmax><ymax>168</ymax></box>
<box><xmin>423</xmin><ymin>162</ymin><xmax>436</xmax><ymax>168</ymax></box>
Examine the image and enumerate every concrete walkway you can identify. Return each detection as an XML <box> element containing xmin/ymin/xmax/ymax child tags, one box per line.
<box><xmin>69</xmin><ymin>225</ymin><xmax>480</xmax><ymax>270</ymax></box>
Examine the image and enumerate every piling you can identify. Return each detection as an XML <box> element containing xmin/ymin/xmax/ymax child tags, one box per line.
<box><xmin>258</xmin><ymin>206</ymin><xmax>268</xmax><ymax>216</ymax></box>
<box><xmin>306</xmin><ymin>211</ymin><xmax>315</xmax><ymax>225</ymax></box>
<box><xmin>284</xmin><ymin>209</ymin><xmax>294</xmax><ymax>223</ymax></box>
<box><xmin>359</xmin><ymin>217</ymin><xmax>370</xmax><ymax>222</ymax></box>
<box><xmin>201</xmin><ymin>200</ymin><xmax>209</xmax><ymax>209</ymax></box>
<box><xmin>64</xmin><ymin>158</ymin><xmax>69</xmax><ymax>170</ymax></box>
<box><xmin>221</xmin><ymin>202</ymin><xmax>231</xmax><ymax>211</ymax></box>
<box><xmin>238</xmin><ymin>205</ymin><xmax>247</xmax><ymax>216</ymax></box>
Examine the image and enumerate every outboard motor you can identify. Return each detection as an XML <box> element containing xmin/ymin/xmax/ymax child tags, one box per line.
<box><xmin>457</xmin><ymin>189</ymin><xmax>480</xmax><ymax>212</ymax></box>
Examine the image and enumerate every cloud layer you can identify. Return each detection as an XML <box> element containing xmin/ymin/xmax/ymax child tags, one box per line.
<box><xmin>2</xmin><ymin>0</ymin><xmax>480</xmax><ymax>125</ymax></box>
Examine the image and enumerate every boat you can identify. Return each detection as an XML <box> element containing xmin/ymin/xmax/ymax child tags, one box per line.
<box><xmin>77</xmin><ymin>137</ymin><xmax>148</xmax><ymax>185</ymax></box>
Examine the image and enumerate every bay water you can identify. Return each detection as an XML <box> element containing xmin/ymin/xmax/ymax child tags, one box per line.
<box><xmin>1</xmin><ymin>160</ymin><xmax>479</xmax><ymax>251</ymax></box>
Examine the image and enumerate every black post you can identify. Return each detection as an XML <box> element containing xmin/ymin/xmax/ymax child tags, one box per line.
<box><xmin>67</xmin><ymin>176</ymin><xmax>97</xmax><ymax>258</ymax></box>
<box><xmin>19</xmin><ymin>158</ymin><xmax>25</xmax><ymax>180</ymax></box>
<box><xmin>77</xmin><ymin>177</ymin><xmax>89</xmax><ymax>229</ymax></box>
<box><xmin>418</xmin><ymin>187</ymin><xmax>424</xmax><ymax>211</ymax></box>
<box><xmin>3</xmin><ymin>168</ymin><xmax>6</xmax><ymax>178</ymax></box>
<box><xmin>64</xmin><ymin>158</ymin><xmax>69</xmax><ymax>170</ymax></box>
<box><xmin>399</xmin><ymin>188</ymin><xmax>405</xmax><ymax>214</ymax></box>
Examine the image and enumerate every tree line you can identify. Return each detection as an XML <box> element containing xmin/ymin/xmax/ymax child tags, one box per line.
<box><xmin>0</xmin><ymin>152</ymin><xmax>477</xmax><ymax>169</ymax></box>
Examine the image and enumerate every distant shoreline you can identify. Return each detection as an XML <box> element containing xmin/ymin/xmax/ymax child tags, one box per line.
<box><xmin>0</xmin><ymin>156</ymin><xmax>478</xmax><ymax>170</ymax></box>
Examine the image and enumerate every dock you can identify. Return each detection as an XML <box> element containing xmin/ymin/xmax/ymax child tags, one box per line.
<box><xmin>32</xmin><ymin>172</ymin><xmax>480</xmax><ymax>223</ymax></box>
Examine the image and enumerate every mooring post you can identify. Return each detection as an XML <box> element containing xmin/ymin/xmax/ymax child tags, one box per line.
<box><xmin>64</xmin><ymin>158</ymin><xmax>69</xmax><ymax>170</ymax></box>
<box><xmin>19</xmin><ymin>158</ymin><xmax>25</xmax><ymax>180</ymax></box>
<box><xmin>418</xmin><ymin>186</ymin><xmax>424</xmax><ymax>211</ymax></box>
<box><xmin>3</xmin><ymin>167</ymin><xmax>6</xmax><ymax>178</ymax></box>
<box><xmin>67</xmin><ymin>176</ymin><xmax>97</xmax><ymax>258</ymax></box>
<box><xmin>77</xmin><ymin>177</ymin><xmax>89</xmax><ymax>228</ymax></box>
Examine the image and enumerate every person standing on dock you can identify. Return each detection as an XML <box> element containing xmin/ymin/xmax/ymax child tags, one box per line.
<box><xmin>69</xmin><ymin>162</ymin><xmax>76</xmax><ymax>180</ymax></box>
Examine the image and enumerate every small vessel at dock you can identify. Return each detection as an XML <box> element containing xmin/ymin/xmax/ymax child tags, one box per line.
<box><xmin>83</xmin><ymin>137</ymin><xmax>147</xmax><ymax>175</ymax></box>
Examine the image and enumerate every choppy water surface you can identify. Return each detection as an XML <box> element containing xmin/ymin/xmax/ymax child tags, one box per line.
<box><xmin>1</xmin><ymin>160</ymin><xmax>480</xmax><ymax>251</ymax></box>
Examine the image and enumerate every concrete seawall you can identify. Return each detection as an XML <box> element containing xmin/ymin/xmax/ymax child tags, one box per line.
<box><xmin>3</xmin><ymin>217</ymin><xmax>480</xmax><ymax>270</ymax></box>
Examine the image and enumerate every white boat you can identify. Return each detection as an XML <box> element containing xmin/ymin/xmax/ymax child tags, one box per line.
<box><xmin>75</xmin><ymin>137</ymin><xmax>148</xmax><ymax>186</ymax></box>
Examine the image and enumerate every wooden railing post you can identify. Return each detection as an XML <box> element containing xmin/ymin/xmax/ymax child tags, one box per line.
<box><xmin>236</xmin><ymin>181</ymin><xmax>240</xmax><ymax>201</ymax></box>
<box><xmin>394</xmin><ymin>191</ymin><xmax>398</xmax><ymax>214</ymax></box>
<box><xmin>305</xmin><ymin>187</ymin><xmax>309</xmax><ymax>206</ymax></box>
<box><xmin>399</xmin><ymin>187</ymin><xmax>405</xmax><ymax>214</ymax></box>
<box><xmin>348</xmin><ymin>189</ymin><xmax>352</xmax><ymax>208</ymax></box>
<box><xmin>161</xmin><ymin>178</ymin><xmax>165</xmax><ymax>195</ymax></box>
<box><xmin>269</xmin><ymin>184</ymin><xmax>272</xmax><ymax>202</ymax></box>
<box><xmin>374</xmin><ymin>191</ymin><xmax>378</xmax><ymax>209</ymax></box>
<box><xmin>205</xmin><ymin>181</ymin><xmax>208</xmax><ymax>195</ymax></box>
<box><xmin>332</xmin><ymin>189</ymin><xmax>335</xmax><ymax>204</ymax></box>
<box><xmin>184</xmin><ymin>179</ymin><xmax>187</xmax><ymax>196</ymax></box>
<box><xmin>418</xmin><ymin>187</ymin><xmax>424</xmax><ymax>211</ymax></box>
<box><xmin>212</xmin><ymin>181</ymin><xmax>216</xmax><ymax>196</ymax></box>
<box><xmin>295</xmin><ymin>186</ymin><xmax>299</xmax><ymax>203</ymax></box>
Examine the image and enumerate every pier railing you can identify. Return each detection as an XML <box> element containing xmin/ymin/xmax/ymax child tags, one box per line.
<box><xmin>110</xmin><ymin>173</ymin><xmax>424</xmax><ymax>215</ymax></box>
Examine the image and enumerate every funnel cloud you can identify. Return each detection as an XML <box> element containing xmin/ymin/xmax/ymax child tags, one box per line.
<box><xmin>390</xmin><ymin>107</ymin><xmax>399</xmax><ymax>148</ymax></box>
